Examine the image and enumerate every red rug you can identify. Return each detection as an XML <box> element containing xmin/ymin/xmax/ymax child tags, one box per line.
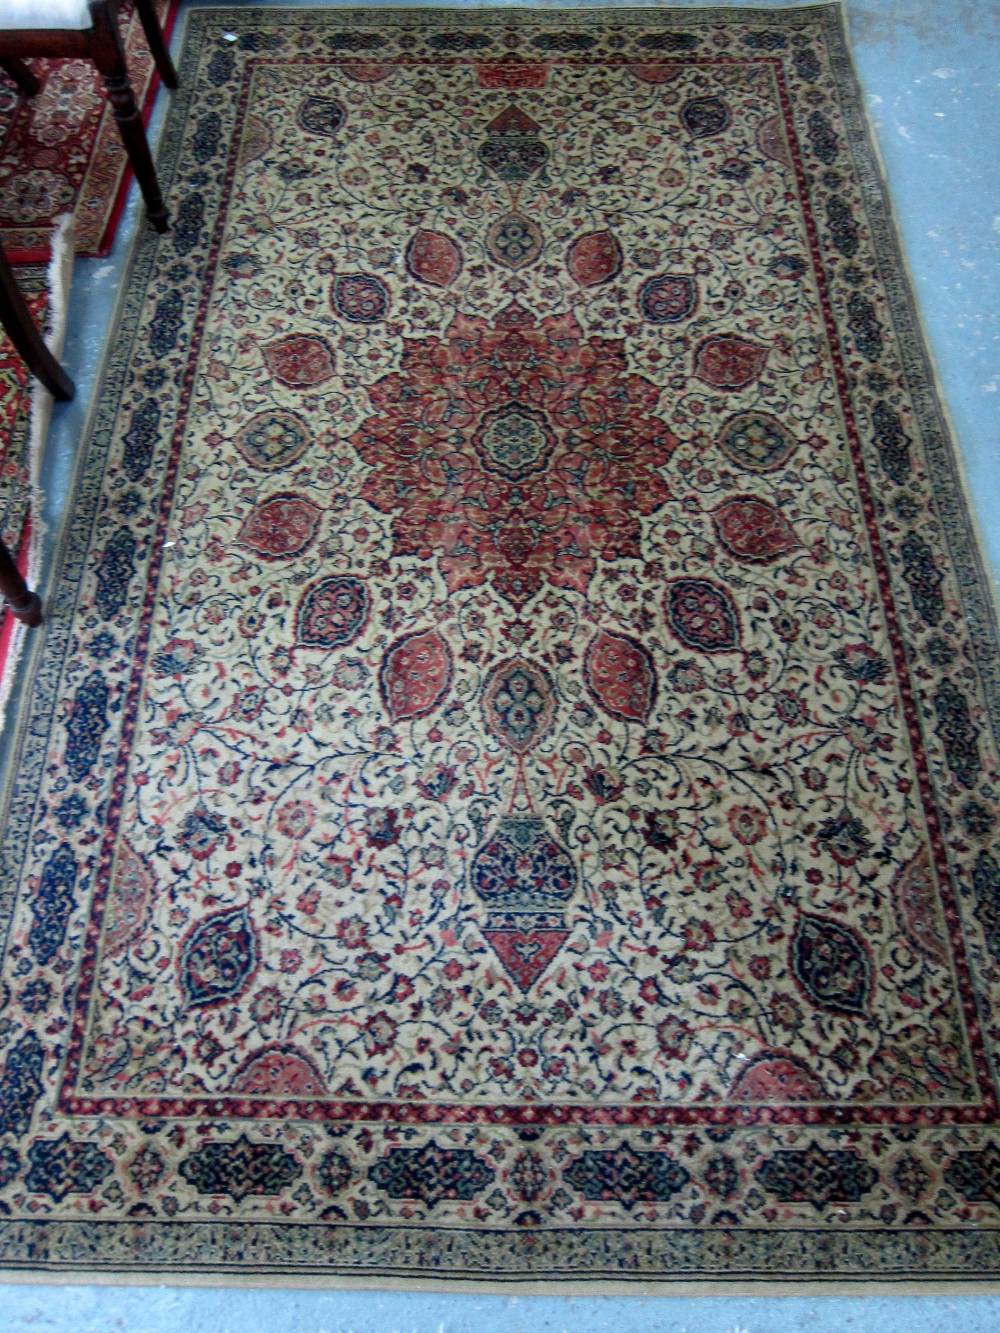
<box><xmin>0</xmin><ymin>266</ymin><xmax>46</xmax><ymax>696</ymax></box>
<box><xmin>0</xmin><ymin>0</ymin><xmax>179</xmax><ymax>260</ymax></box>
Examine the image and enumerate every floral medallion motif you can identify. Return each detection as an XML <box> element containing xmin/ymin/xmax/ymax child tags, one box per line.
<box><xmin>178</xmin><ymin>907</ymin><xmax>258</xmax><ymax>1010</ymax></box>
<box><xmin>790</xmin><ymin>914</ymin><xmax>872</xmax><ymax>1017</ymax></box>
<box><xmin>2</xmin><ymin>7</ymin><xmax>999</xmax><ymax>1290</ymax></box>
<box><xmin>234</xmin><ymin>410</ymin><xmax>310</xmax><ymax>470</ymax></box>
<box><xmin>295</xmin><ymin>575</ymin><xmax>370</xmax><ymax>649</ymax></box>
<box><xmin>379</xmin><ymin>629</ymin><xmax>453</xmax><ymax>722</ymax></box>
<box><xmin>330</xmin><ymin>273</ymin><xmax>390</xmax><ymax>323</ymax></box>
<box><xmin>584</xmin><ymin>629</ymin><xmax>657</xmax><ymax>723</ymax></box>
<box><xmin>728</xmin><ymin>1053</ymin><xmax>827</xmax><ymax>1103</ymax></box>
<box><xmin>352</xmin><ymin>306</ymin><xmax>676</xmax><ymax>606</ymax></box>
<box><xmin>230</xmin><ymin>1046</ymin><xmax>329</xmax><ymax>1096</ymax></box>
<box><xmin>297</xmin><ymin>95</ymin><xmax>345</xmax><ymax>137</ymax></box>
<box><xmin>680</xmin><ymin>94</ymin><xmax>731</xmax><ymax>138</ymax></box>
<box><xmin>104</xmin><ymin>839</ymin><xmax>155</xmax><ymax>960</ymax></box>
<box><xmin>711</xmin><ymin>495</ymin><xmax>800</xmax><ymax>564</ymax></box>
<box><xmin>566</xmin><ymin>230</ymin><xmax>624</xmax><ymax>287</ymax></box>
<box><xmin>482</xmin><ymin>657</ymin><xmax>556</xmax><ymax>753</ymax></box>
<box><xmin>404</xmin><ymin>229</ymin><xmax>463</xmax><ymax>287</ymax></box>
<box><xmin>693</xmin><ymin>333</ymin><xmax>769</xmax><ymax>390</ymax></box>
<box><xmin>717</xmin><ymin>409</ymin><xmax>798</xmax><ymax>471</ymax></box>
<box><xmin>638</xmin><ymin>273</ymin><xmax>698</xmax><ymax>323</ymax></box>
<box><xmin>262</xmin><ymin>334</ymin><xmax>336</xmax><ymax>388</ymax></box>
<box><xmin>485</xmin><ymin>213</ymin><xmax>543</xmax><ymax>270</ymax></box>
<box><xmin>238</xmin><ymin>493</ymin><xmax>321</xmax><ymax>560</ymax></box>
<box><xmin>892</xmin><ymin>848</ymin><xmax>949</xmax><ymax>968</ymax></box>
<box><xmin>664</xmin><ymin>578</ymin><xmax>742</xmax><ymax>653</ymax></box>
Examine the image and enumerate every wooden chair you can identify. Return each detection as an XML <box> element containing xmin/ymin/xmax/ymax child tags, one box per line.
<box><xmin>0</xmin><ymin>0</ymin><xmax>178</xmax><ymax>233</ymax></box>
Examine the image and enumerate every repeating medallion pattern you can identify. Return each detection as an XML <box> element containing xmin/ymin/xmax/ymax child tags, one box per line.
<box><xmin>0</xmin><ymin>5</ymin><xmax>998</xmax><ymax>1286</ymax></box>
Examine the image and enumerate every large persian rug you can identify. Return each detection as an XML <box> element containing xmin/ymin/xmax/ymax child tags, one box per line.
<box><xmin>1</xmin><ymin>5</ymin><xmax>998</xmax><ymax>1289</ymax></box>
<box><xmin>0</xmin><ymin>0</ymin><xmax>178</xmax><ymax>260</ymax></box>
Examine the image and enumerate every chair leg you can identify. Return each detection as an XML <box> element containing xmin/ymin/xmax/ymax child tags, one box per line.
<box><xmin>0</xmin><ymin>57</ymin><xmax>40</xmax><ymax>97</ymax></box>
<box><xmin>133</xmin><ymin>0</ymin><xmax>178</xmax><ymax>90</ymax></box>
<box><xmin>0</xmin><ymin>246</ymin><xmax>74</xmax><ymax>402</ymax></box>
<box><xmin>0</xmin><ymin>538</ymin><xmax>42</xmax><ymax>627</ymax></box>
<box><xmin>89</xmin><ymin>0</ymin><xmax>169</xmax><ymax>234</ymax></box>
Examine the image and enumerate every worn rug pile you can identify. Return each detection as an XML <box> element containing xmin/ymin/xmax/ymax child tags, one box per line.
<box><xmin>0</xmin><ymin>5</ymin><xmax>998</xmax><ymax>1288</ymax></box>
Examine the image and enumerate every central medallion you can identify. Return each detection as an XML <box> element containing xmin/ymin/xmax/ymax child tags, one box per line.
<box><xmin>475</xmin><ymin>404</ymin><xmax>554</xmax><ymax>483</ymax></box>
<box><xmin>351</xmin><ymin>306</ymin><xmax>677</xmax><ymax>608</ymax></box>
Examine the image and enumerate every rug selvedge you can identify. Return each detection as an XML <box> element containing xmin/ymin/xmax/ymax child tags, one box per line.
<box><xmin>0</xmin><ymin>5</ymin><xmax>998</xmax><ymax>1282</ymax></box>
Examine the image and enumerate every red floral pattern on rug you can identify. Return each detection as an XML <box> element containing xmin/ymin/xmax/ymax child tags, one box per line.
<box><xmin>0</xmin><ymin>273</ymin><xmax>43</xmax><ymax>554</ymax></box>
<box><xmin>0</xmin><ymin>0</ymin><xmax>178</xmax><ymax>259</ymax></box>
<box><xmin>353</xmin><ymin>307</ymin><xmax>676</xmax><ymax>606</ymax></box>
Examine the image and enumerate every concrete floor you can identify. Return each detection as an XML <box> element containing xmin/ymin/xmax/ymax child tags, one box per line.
<box><xmin>1</xmin><ymin>0</ymin><xmax>999</xmax><ymax>1327</ymax></box>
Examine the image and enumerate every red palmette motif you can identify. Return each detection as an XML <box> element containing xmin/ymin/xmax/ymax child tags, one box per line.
<box><xmin>2</xmin><ymin>8</ymin><xmax>999</xmax><ymax>1287</ymax></box>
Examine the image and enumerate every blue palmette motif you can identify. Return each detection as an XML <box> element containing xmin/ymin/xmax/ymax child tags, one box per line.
<box><xmin>95</xmin><ymin>527</ymin><xmax>137</xmax><ymax>621</ymax></box>
<box><xmin>972</xmin><ymin>851</ymin><xmax>1000</xmax><ymax>965</ymax></box>
<box><xmin>25</xmin><ymin>1133</ymin><xmax>113</xmax><ymax>1202</ymax></box>
<box><xmin>178</xmin><ymin>1134</ymin><xmax>301</xmax><ymax>1201</ymax></box>
<box><xmin>0</xmin><ymin>1145</ymin><xmax>21</xmax><ymax>1187</ymax></box>
<box><xmin>193</xmin><ymin>110</ymin><xmax>221</xmax><ymax>164</ymax></box>
<box><xmin>564</xmin><ymin>1145</ymin><xmax>690</xmax><ymax>1207</ymax></box>
<box><xmin>369</xmin><ymin>1142</ymin><xmax>494</xmax><ymax>1207</ymax></box>
<box><xmin>29</xmin><ymin>844</ymin><xmax>78</xmax><ymax>965</ymax></box>
<box><xmin>933</xmin><ymin>679</ymin><xmax>982</xmax><ymax>790</ymax></box>
<box><xmin>944</xmin><ymin>1142</ymin><xmax>1000</xmax><ymax>1206</ymax></box>
<box><xmin>64</xmin><ymin>671</ymin><xmax>108</xmax><ymax>782</ymax></box>
<box><xmin>122</xmin><ymin>398</ymin><xmax>160</xmax><ymax>480</ymax></box>
<box><xmin>178</xmin><ymin>906</ymin><xmax>258</xmax><ymax>1008</ymax></box>
<box><xmin>171</xmin><ymin>192</ymin><xmax>205</xmax><ymax>257</ymax></box>
<box><xmin>755</xmin><ymin>1141</ymin><xmax>877</xmax><ymax>1208</ymax></box>
<box><xmin>149</xmin><ymin>289</ymin><xmax>184</xmax><ymax>357</ymax></box>
<box><xmin>0</xmin><ymin>1032</ymin><xmax>45</xmax><ymax>1137</ymax></box>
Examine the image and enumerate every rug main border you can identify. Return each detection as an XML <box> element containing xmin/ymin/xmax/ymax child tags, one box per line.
<box><xmin>0</xmin><ymin>2</ymin><xmax>998</xmax><ymax>1287</ymax></box>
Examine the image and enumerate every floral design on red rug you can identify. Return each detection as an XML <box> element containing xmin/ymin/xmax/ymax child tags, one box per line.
<box><xmin>0</xmin><ymin>0</ymin><xmax>179</xmax><ymax>260</ymax></box>
<box><xmin>354</xmin><ymin>307</ymin><xmax>676</xmax><ymax>606</ymax></box>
